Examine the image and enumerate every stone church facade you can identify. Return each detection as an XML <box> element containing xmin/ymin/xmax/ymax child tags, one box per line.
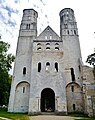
<box><xmin>8</xmin><ymin>8</ymin><xmax>95</xmax><ymax>116</ymax></box>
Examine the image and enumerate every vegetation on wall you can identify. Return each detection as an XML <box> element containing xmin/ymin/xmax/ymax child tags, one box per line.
<box><xmin>0</xmin><ymin>41</ymin><xmax>15</xmax><ymax>106</ymax></box>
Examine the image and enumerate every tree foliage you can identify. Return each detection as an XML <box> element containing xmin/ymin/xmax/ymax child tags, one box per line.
<box><xmin>86</xmin><ymin>53</ymin><xmax>95</xmax><ymax>79</ymax></box>
<box><xmin>0</xmin><ymin>41</ymin><xmax>15</xmax><ymax>106</ymax></box>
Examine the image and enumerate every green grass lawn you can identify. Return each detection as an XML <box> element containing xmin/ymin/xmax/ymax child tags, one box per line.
<box><xmin>0</xmin><ymin>111</ymin><xmax>29</xmax><ymax>120</ymax></box>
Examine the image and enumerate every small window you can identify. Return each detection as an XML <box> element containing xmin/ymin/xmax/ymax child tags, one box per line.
<box><xmin>74</xmin><ymin>30</ymin><xmax>76</xmax><ymax>35</ymax></box>
<box><xmin>55</xmin><ymin>47</ymin><xmax>59</xmax><ymax>50</ymax></box>
<box><xmin>23</xmin><ymin>87</ymin><xmax>25</xmax><ymax>93</ymax></box>
<box><xmin>71</xmin><ymin>86</ymin><xmax>74</xmax><ymax>92</ymax></box>
<box><xmin>78</xmin><ymin>65</ymin><xmax>81</xmax><ymax>72</ymax></box>
<box><xmin>37</xmin><ymin>47</ymin><xmax>41</xmax><ymax>50</ymax></box>
<box><xmin>73</xmin><ymin>104</ymin><xmax>76</xmax><ymax>111</ymax></box>
<box><xmin>55</xmin><ymin>62</ymin><xmax>58</xmax><ymax>72</ymax></box>
<box><xmin>71</xmin><ymin>68</ymin><xmax>75</xmax><ymax>81</ymax></box>
<box><xmin>37</xmin><ymin>43</ymin><xmax>41</xmax><ymax>45</ymax></box>
<box><xmin>23</xmin><ymin>67</ymin><xmax>26</xmax><ymax>75</ymax></box>
<box><xmin>46</xmin><ymin>62</ymin><xmax>50</xmax><ymax>66</ymax></box>
<box><xmin>46</xmin><ymin>47</ymin><xmax>50</xmax><ymax>50</ymax></box>
<box><xmin>45</xmin><ymin>36</ymin><xmax>47</xmax><ymax>39</ymax></box>
<box><xmin>50</xmin><ymin>35</ymin><xmax>52</xmax><ymax>39</ymax></box>
<box><xmin>46</xmin><ymin>43</ymin><xmax>50</xmax><ymax>45</ymax></box>
<box><xmin>26</xmin><ymin>24</ymin><xmax>30</xmax><ymax>29</ymax></box>
<box><xmin>55</xmin><ymin>43</ymin><xmax>59</xmax><ymax>45</ymax></box>
<box><xmin>67</xmin><ymin>30</ymin><xmax>69</xmax><ymax>34</ymax></box>
<box><xmin>38</xmin><ymin>62</ymin><xmax>41</xmax><ymax>72</ymax></box>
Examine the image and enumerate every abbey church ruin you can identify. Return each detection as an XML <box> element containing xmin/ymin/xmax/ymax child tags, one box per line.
<box><xmin>8</xmin><ymin>8</ymin><xmax>95</xmax><ymax>116</ymax></box>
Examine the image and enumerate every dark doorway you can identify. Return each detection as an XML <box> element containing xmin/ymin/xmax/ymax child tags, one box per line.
<box><xmin>41</xmin><ymin>88</ymin><xmax>55</xmax><ymax>112</ymax></box>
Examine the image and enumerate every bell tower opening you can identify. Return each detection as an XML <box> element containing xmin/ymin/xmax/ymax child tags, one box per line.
<box><xmin>41</xmin><ymin>88</ymin><xmax>55</xmax><ymax>112</ymax></box>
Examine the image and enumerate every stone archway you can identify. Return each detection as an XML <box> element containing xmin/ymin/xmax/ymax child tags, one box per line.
<box><xmin>41</xmin><ymin>88</ymin><xmax>55</xmax><ymax>112</ymax></box>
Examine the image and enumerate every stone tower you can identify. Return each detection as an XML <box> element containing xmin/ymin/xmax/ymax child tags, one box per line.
<box><xmin>59</xmin><ymin>8</ymin><xmax>83</xmax><ymax>112</ymax></box>
<box><xmin>8</xmin><ymin>8</ymin><xmax>84</xmax><ymax>114</ymax></box>
<box><xmin>8</xmin><ymin>9</ymin><xmax>38</xmax><ymax>112</ymax></box>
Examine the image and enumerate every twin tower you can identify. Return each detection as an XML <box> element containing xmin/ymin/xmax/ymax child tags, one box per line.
<box><xmin>8</xmin><ymin>8</ymin><xmax>83</xmax><ymax>114</ymax></box>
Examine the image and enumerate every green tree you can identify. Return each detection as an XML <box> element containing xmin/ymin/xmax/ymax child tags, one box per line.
<box><xmin>86</xmin><ymin>52</ymin><xmax>95</xmax><ymax>79</ymax></box>
<box><xmin>0</xmin><ymin>41</ymin><xmax>15</xmax><ymax>106</ymax></box>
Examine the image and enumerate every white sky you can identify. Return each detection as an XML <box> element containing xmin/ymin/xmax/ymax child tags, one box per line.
<box><xmin>0</xmin><ymin>0</ymin><xmax>95</xmax><ymax>70</ymax></box>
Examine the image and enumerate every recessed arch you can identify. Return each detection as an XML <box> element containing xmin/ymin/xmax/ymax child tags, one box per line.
<box><xmin>41</xmin><ymin>88</ymin><xmax>55</xmax><ymax>112</ymax></box>
<box><xmin>14</xmin><ymin>81</ymin><xmax>30</xmax><ymax>113</ymax></box>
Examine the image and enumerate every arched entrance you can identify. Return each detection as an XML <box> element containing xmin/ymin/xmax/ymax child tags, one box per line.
<box><xmin>41</xmin><ymin>88</ymin><xmax>55</xmax><ymax>112</ymax></box>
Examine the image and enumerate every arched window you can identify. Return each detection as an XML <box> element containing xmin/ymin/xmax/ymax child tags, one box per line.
<box><xmin>46</xmin><ymin>47</ymin><xmax>50</xmax><ymax>50</ymax></box>
<box><xmin>37</xmin><ymin>43</ymin><xmax>41</xmax><ymax>46</ymax></box>
<box><xmin>46</xmin><ymin>62</ymin><xmax>50</xmax><ymax>66</ymax></box>
<box><xmin>70</xmin><ymin>68</ymin><xmax>75</xmax><ymax>81</ymax></box>
<box><xmin>38</xmin><ymin>62</ymin><xmax>41</xmax><ymax>72</ymax></box>
<box><xmin>55</xmin><ymin>47</ymin><xmax>59</xmax><ymax>50</ymax></box>
<box><xmin>23</xmin><ymin>67</ymin><xmax>26</xmax><ymax>75</ymax></box>
<box><xmin>46</xmin><ymin>43</ymin><xmax>50</xmax><ymax>45</ymax></box>
<box><xmin>55</xmin><ymin>43</ymin><xmax>59</xmax><ymax>45</ymax></box>
<box><xmin>55</xmin><ymin>62</ymin><xmax>58</xmax><ymax>72</ymax></box>
<box><xmin>37</xmin><ymin>47</ymin><xmax>41</xmax><ymax>50</ymax></box>
<box><xmin>46</xmin><ymin>62</ymin><xmax>50</xmax><ymax>71</ymax></box>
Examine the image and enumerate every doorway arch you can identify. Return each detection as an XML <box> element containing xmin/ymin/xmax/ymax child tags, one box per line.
<box><xmin>41</xmin><ymin>88</ymin><xmax>55</xmax><ymax>112</ymax></box>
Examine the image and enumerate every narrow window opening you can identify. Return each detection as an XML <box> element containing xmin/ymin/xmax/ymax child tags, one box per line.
<box><xmin>38</xmin><ymin>62</ymin><xmax>41</xmax><ymax>72</ymax></box>
<box><xmin>67</xmin><ymin>30</ymin><xmax>69</xmax><ymax>34</ymax></box>
<box><xmin>55</xmin><ymin>62</ymin><xmax>58</xmax><ymax>72</ymax></box>
<box><xmin>46</xmin><ymin>62</ymin><xmax>50</xmax><ymax>71</ymax></box>
<box><xmin>78</xmin><ymin>65</ymin><xmax>81</xmax><ymax>72</ymax></box>
<box><xmin>23</xmin><ymin>67</ymin><xmax>26</xmax><ymax>75</ymax></box>
<box><xmin>74</xmin><ymin>30</ymin><xmax>76</xmax><ymax>35</ymax></box>
<box><xmin>23</xmin><ymin>87</ymin><xmax>25</xmax><ymax>93</ymax></box>
<box><xmin>61</xmin><ymin>16</ymin><xmax>63</xmax><ymax>22</ymax></box>
<box><xmin>71</xmin><ymin>68</ymin><xmax>75</xmax><ymax>81</ymax></box>
<box><xmin>73</xmin><ymin>104</ymin><xmax>76</xmax><ymax>111</ymax></box>
<box><xmin>71</xmin><ymin>86</ymin><xmax>74</xmax><ymax>92</ymax></box>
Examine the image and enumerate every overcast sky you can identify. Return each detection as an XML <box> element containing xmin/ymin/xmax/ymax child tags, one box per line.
<box><xmin>0</xmin><ymin>0</ymin><xmax>95</xmax><ymax>67</ymax></box>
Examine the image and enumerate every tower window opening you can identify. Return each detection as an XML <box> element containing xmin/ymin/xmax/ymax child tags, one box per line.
<box><xmin>37</xmin><ymin>43</ymin><xmax>41</xmax><ymax>46</ymax></box>
<box><xmin>55</xmin><ymin>43</ymin><xmax>59</xmax><ymax>45</ymax></box>
<box><xmin>71</xmin><ymin>86</ymin><xmax>74</xmax><ymax>92</ymax></box>
<box><xmin>67</xmin><ymin>30</ymin><xmax>69</xmax><ymax>34</ymax></box>
<box><xmin>26</xmin><ymin>24</ymin><xmax>30</xmax><ymax>29</ymax></box>
<box><xmin>23</xmin><ymin>67</ymin><xmax>26</xmax><ymax>75</ymax></box>
<box><xmin>46</xmin><ymin>47</ymin><xmax>50</xmax><ymax>50</ymax></box>
<box><xmin>78</xmin><ymin>65</ymin><xmax>81</xmax><ymax>72</ymax></box>
<box><xmin>37</xmin><ymin>47</ymin><xmax>41</xmax><ymax>50</ymax></box>
<box><xmin>74</xmin><ymin>30</ymin><xmax>76</xmax><ymax>35</ymax></box>
<box><xmin>46</xmin><ymin>43</ymin><xmax>50</xmax><ymax>45</ymax></box>
<box><xmin>55</xmin><ymin>47</ymin><xmax>59</xmax><ymax>50</ymax></box>
<box><xmin>46</xmin><ymin>62</ymin><xmax>50</xmax><ymax>71</ymax></box>
<box><xmin>55</xmin><ymin>62</ymin><xmax>58</xmax><ymax>72</ymax></box>
<box><xmin>23</xmin><ymin>87</ymin><xmax>25</xmax><ymax>93</ymax></box>
<box><xmin>71</xmin><ymin>68</ymin><xmax>75</xmax><ymax>81</ymax></box>
<box><xmin>38</xmin><ymin>62</ymin><xmax>41</xmax><ymax>72</ymax></box>
<box><xmin>61</xmin><ymin>16</ymin><xmax>63</xmax><ymax>22</ymax></box>
<box><xmin>50</xmin><ymin>35</ymin><xmax>52</xmax><ymax>40</ymax></box>
<box><xmin>73</xmin><ymin>104</ymin><xmax>76</xmax><ymax>111</ymax></box>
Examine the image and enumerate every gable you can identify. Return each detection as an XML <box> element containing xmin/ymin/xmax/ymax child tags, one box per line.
<box><xmin>36</xmin><ymin>26</ymin><xmax>60</xmax><ymax>41</ymax></box>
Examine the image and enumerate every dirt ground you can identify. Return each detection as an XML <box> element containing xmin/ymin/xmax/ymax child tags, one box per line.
<box><xmin>29</xmin><ymin>115</ymin><xmax>81</xmax><ymax>120</ymax></box>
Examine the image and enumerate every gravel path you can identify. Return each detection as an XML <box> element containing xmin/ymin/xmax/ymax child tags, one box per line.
<box><xmin>29</xmin><ymin>115</ymin><xmax>81</xmax><ymax>120</ymax></box>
